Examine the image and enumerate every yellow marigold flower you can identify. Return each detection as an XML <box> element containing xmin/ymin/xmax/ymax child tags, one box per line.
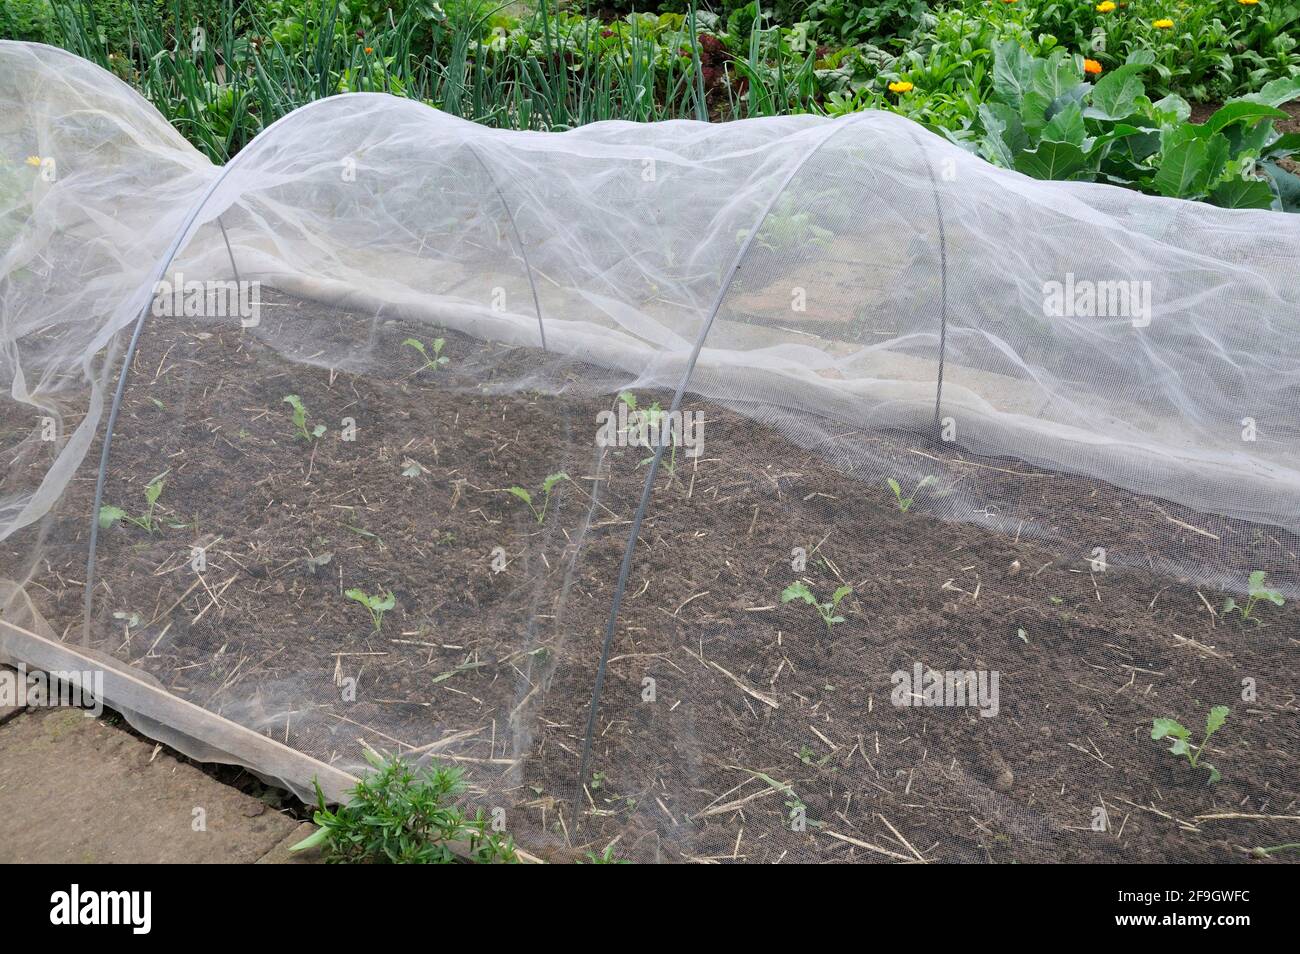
<box><xmin>25</xmin><ymin>155</ymin><xmax>42</xmax><ymax>167</ymax></box>
<box><xmin>1238</xmin><ymin>0</ymin><xmax>1259</xmax><ymax>4</ymax></box>
<box><xmin>1096</xmin><ymin>1</ymin><xmax>1116</xmax><ymax>11</ymax></box>
<box><xmin>1152</xmin><ymin>18</ymin><xmax>1174</xmax><ymax>28</ymax></box>
<box><xmin>1084</xmin><ymin>58</ymin><xmax>1103</xmax><ymax>75</ymax></box>
<box><xmin>888</xmin><ymin>80</ymin><xmax>914</xmax><ymax>93</ymax></box>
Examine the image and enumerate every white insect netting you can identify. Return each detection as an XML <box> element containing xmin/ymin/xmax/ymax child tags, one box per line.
<box><xmin>1</xmin><ymin>40</ymin><xmax>1297</xmax><ymax>863</ymax></box>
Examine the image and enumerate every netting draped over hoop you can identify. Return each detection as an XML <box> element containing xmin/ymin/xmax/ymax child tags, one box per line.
<box><xmin>1</xmin><ymin>41</ymin><xmax>1297</xmax><ymax>862</ymax></box>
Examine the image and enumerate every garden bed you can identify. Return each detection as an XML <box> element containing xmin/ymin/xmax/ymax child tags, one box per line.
<box><xmin>16</xmin><ymin>291</ymin><xmax>1300</xmax><ymax>863</ymax></box>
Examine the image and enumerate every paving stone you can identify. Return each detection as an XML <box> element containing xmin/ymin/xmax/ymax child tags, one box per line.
<box><xmin>0</xmin><ymin>707</ymin><xmax>298</xmax><ymax>863</ymax></box>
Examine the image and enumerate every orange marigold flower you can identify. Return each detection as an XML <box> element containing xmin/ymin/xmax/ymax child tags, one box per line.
<box><xmin>364</xmin><ymin>46</ymin><xmax>374</xmax><ymax>54</ymax></box>
<box><xmin>1083</xmin><ymin>58</ymin><xmax>1103</xmax><ymax>75</ymax></box>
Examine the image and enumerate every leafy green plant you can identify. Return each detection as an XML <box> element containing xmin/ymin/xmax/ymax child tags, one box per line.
<box><xmin>290</xmin><ymin>751</ymin><xmax>518</xmax><ymax>864</ymax></box>
<box><xmin>1151</xmin><ymin>705</ymin><xmax>1230</xmax><ymax>783</ymax></box>
<box><xmin>0</xmin><ymin>0</ymin><xmax>55</xmax><ymax>43</ymax></box>
<box><xmin>804</xmin><ymin>0</ymin><xmax>929</xmax><ymax>49</ymax></box>
<box><xmin>975</xmin><ymin>0</ymin><xmax>1300</xmax><ymax>101</ymax></box>
<box><xmin>887</xmin><ymin>475</ymin><xmax>935</xmax><ymax>513</ymax></box>
<box><xmin>403</xmin><ymin>336</ymin><xmax>449</xmax><ymax>372</ymax></box>
<box><xmin>282</xmin><ymin>394</ymin><xmax>326</xmax><ymax>441</ymax></box>
<box><xmin>781</xmin><ymin>580</ymin><xmax>853</xmax><ymax>632</ymax></box>
<box><xmin>1223</xmin><ymin>570</ymin><xmax>1286</xmax><ymax>623</ymax></box>
<box><xmin>345</xmin><ymin>587</ymin><xmax>395</xmax><ymax>633</ymax></box>
<box><xmin>98</xmin><ymin>474</ymin><xmax>165</xmax><ymax>533</ymax></box>
<box><xmin>505</xmin><ymin>472</ymin><xmax>569</xmax><ymax>524</ymax></box>
<box><xmin>954</xmin><ymin>42</ymin><xmax>1300</xmax><ymax>209</ymax></box>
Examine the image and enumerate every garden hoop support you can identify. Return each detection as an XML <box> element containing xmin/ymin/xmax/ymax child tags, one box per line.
<box><xmin>572</xmin><ymin>113</ymin><xmax>875</xmax><ymax>826</ymax></box>
<box><xmin>217</xmin><ymin>215</ymin><xmax>242</xmax><ymax>287</ymax></box>
<box><xmin>904</xmin><ymin>127</ymin><xmax>950</xmax><ymax>436</ymax></box>
<box><xmin>465</xmin><ymin>141</ymin><xmax>549</xmax><ymax>352</ymax></box>
<box><xmin>81</xmin><ymin>94</ymin><xmax>367</xmax><ymax>643</ymax></box>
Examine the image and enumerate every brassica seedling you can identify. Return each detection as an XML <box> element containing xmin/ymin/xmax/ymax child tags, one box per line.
<box><xmin>1151</xmin><ymin>705</ymin><xmax>1229</xmax><ymax>783</ymax></box>
<box><xmin>887</xmin><ymin>476</ymin><xmax>935</xmax><ymax>513</ymax></box>
<box><xmin>346</xmin><ymin>587</ymin><xmax>395</xmax><ymax>633</ymax></box>
<box><xmin>283</xmin><ymin>394</ymin><xmax>325</xmax><ymax>441</ymax></box>
<box><xmin>621</xmin><ymin>391</ymin><xmax>679</xmax><ymax>476</ymax></box>
<box><xmin>782</xmin><ymin>581</ymin><xmax>853</xmax><ymax>632</ymax></box>
<box><xmin>1222</xmin><ymin>571</ymin><xmax>1285</xmax><ymax>623</ymax></box>
<box><xmin>505</xmin><ymin>472</ymin><xmax>569</xmax><ymax>524</ymax></box>
<box><xmin>98</xmin><ymin>475</ymin><xmax>165</xmax><ymax>533</ymax></box>
<box><xmin>403</xmin><ymin>337</ymin><xmax>449</xmax><ymax>372</ymax></box>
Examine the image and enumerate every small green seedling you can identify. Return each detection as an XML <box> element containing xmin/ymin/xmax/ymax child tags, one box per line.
<box><xmin>1151</xmin><ymin>705</ymin><xmax>1229</xmax><ymax>783</ymax></box>
<box><xmin>1222</xmin><ymin>571</ymin><xmax>1285</xmax><ymax>623</ymax></box>
<box><xmin>98</xmin><ymin>475</ymin><xmax>166</xmax><ymax>533</ymax></box>
<box><xmin>581</xmin><ymin>843</ymin><xmax>630</xmax><ymax>864</ymax></box>
<box><xmin>403</xmin><ymin>337</ymin><xmax>449</xmax><ymax>372</ymax></box>
<box><xmin>618</xmin><ymin>390</ymin><xmax>661</xmax><ymax>422</ymax></box>
<box><xmin>346</xmin><ymin>587</ymin><xmax>395</xmax><ymax>633</ymax></box>
<box><xmin>887</xmin><ymin>475</ymin><xmax>935</xmax><ymax>513</ymax></box>
<box><xmin>283</xmin><ymin>394</ymin><xmax>325</xmax><ymax>441</ymax></box>
<box><xmin>621</xmin><ymin>391</ymin><xmax>682</xmax><ymax>477</ymax></box>
<box><xmin>782</xmin><ymin>581</ymin><xmax>853</xmax><ymax>632</ymax></box>
<box><xmin>505</xmin><ymin>472</ymin><xmax>569</xmax><ymax>524</ymax></box>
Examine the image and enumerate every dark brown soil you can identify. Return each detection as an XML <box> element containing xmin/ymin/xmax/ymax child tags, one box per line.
<box><xmin>11</xmin><ymin>292</ymin><xmax>1299</xmax><ymax>864</ymax></box>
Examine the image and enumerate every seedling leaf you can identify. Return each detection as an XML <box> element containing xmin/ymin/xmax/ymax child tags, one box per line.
<box><xmin>1205</xmin><ymin>705</ymin><xmax>1229</xmax><ymax>739</ymax></box>
<box><xmin>782</xmin><ymin>582</ymin><xmax>814</xmax><ymax>605</ymax></box>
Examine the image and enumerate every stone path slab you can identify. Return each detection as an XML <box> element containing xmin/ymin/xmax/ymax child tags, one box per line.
<box><xmin>0</xmin><ymin>707</ymin><xmax>302</xmax><ymax>863</ymax></box>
